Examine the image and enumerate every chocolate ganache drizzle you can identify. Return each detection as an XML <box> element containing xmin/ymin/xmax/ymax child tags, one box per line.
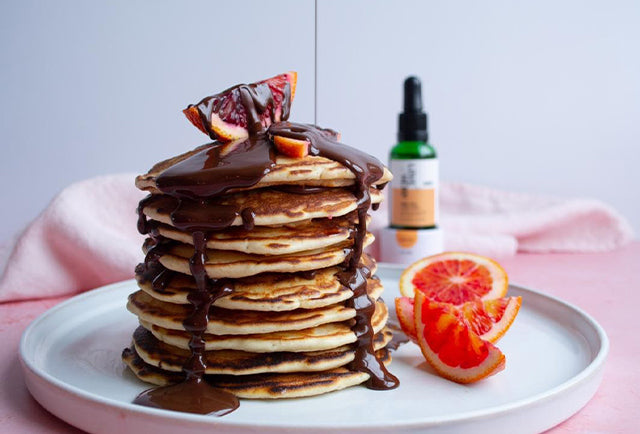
<box><xmin>268</xmin><ymin>122</ymin><xmax>399</xmax><ymax>390</ymax></box>
<box><xmin>133</xmin><ymin>84</ymin><xmax>396</xmax><ymax>415</ymax></box>
<box><xmin>134</xmin><ymin>134</ymin><xmax>276</xmax><ymax>415</ymax></box>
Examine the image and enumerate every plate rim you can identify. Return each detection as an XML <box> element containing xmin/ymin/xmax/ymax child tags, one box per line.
<box><xmin>19</xmin><ymin>271</ymin><xmax>609</xmax><ymax>430</ymax></box>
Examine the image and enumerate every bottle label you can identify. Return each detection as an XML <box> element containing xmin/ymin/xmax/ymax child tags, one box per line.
<box><xmin>390</xmin><ymin>159</ymin><xmax>438</xmax><ymax>227</ymax></box>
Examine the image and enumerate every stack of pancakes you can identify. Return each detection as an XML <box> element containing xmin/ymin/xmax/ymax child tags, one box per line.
<box><xmin>122</xmin><ymin>136</ymin><xmax>395</xmax><ymax>399</ymax></box>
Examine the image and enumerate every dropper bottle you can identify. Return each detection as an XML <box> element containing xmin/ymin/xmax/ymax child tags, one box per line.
<box><xmin>390</xmin><ymin>76</ymin><xmax>438</xmax><ymax>229</ymax></box>
<box><xmin>380</xmin><ymin>76</ymin><xmax>443</xmax><ymax>264</ymax></box>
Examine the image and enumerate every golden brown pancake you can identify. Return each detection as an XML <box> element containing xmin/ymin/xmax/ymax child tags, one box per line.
<box><xmin>152</xmin><ymin>214</ymin><xmax>370</xmax><ymax>255</ymax></box>
<box><xmin>137</xmin><ymin>302</ymin><xmax>389</xmax><ymax>353</ymax></box>
<box><xmin>128</xmin><ymin>290</ymin><xmax>385</xmax><ymax>336</ymax></box>
<box><xmin>153</xmin><ymin>234</ymin><xmax>374</xmax><ymax>279</ymax></box>
<box><xmin>122</xmin><ymin>345</ymin><xmax>392</xmax><ymax>399</ymax></box>
<box><xmin>137</xmin><ymin>264</ymin><xmax>382</xmax><ymax>312</ymax></box>
<box><xmin>141</xmin><ymin>187</ymin><xmax>383</xmax><ymax>228</ymax></box>
<box><xmin>132</xmin><ymin>326</ymin><xmax>392</xmax><ymax>375</ymax></box>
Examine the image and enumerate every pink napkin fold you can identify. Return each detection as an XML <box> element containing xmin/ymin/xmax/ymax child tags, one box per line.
<box><xmin>0</xmin><ymin>174</ymin><xmax>145</xmax><ymax>303</ymax></box>
<box><xmin>370</xmin><ymin>182</ymin><xmax>633</xmax><ymax>258</ymax></box>
<box><xmin>0</xmin><ymin>176</ymin><xmax>634</xmax><ymax>303</ymax></box>
<box><xmin>438</xmin><ymin>182</ymin><xmax>634</xmax><ymax>256</ymax></box>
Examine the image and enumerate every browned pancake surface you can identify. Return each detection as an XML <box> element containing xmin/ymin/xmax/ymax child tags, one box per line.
<box><xmin>137</xmin><ymin>301</ymin><xmax>389</xmax><ymax>353</ymax></box>
<box><xmin>132</xmin><ymin>326</ymin><xmax>392</xmax><ymax>375</ymax></box>
<box><xmin>137</xmin><ymin>263</ymin><xmax>382</xmax><ymax>311</ymax></box>
<box><xmin>122</xmin><ymin>345</ymin><xmax>391</xmax><ymax>399</ymax></box>
<box><xmin>142</xmin><ymin>188</ymin><xmax>383</xmax><ymax>228</ymax></box>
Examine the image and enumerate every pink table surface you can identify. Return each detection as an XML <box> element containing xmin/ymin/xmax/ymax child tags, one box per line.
<box><xmin>1</xmin><ymin>242</ymin><xmax>639</xmax><ymax>433</ymax></box>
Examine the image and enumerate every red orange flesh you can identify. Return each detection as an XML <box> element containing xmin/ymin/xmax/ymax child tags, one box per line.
<box><xmin>399</xmin><ymin>252</ymin><xmax>508</xmax><ymax>304</ymax></box>
<box><xmin>273</xmin><ymin>135</ymin><xmax>310</xmax><ymax>158</ymax></box>
<box><xmin>414</xmin><ymin>291</ymin><xmax>506</xmax><ymax>383</ymax></box>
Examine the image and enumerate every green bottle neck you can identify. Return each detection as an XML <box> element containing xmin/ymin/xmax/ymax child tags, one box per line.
<box><xmin>391</xmin><ymin>140</ymin><xmax>436</xmax><ymax>159</ymax></box>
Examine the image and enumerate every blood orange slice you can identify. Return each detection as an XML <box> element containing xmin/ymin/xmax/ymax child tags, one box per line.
<box><xmin>394</xmin><ymin>297</ymin><xmax>417</xmax><ymax>343</ymax></box>
<box><xmin>184</xmin><ymin>71</ymin><xmax>297</xmax><ymax>142</ymax></box>
<box><xmin>395</xmin><ymin>295</ymin><xmax>521</xmax><ymax>344</ymax></box>
<box><xmin>414</xmin><ymin>291</ymin><xmax>505</xmax><ymax>383</ymax></box>
<box><xmin>399</xmin><ymin>252</ymin><xmax>508</xmax><ymax>304</ymax></box>
<box><xmin>455</xmin><ymin>296</ymin><xmax>522</xmax><ymax>343</ymax></box>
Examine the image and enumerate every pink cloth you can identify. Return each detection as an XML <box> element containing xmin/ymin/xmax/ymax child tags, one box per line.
<box><xmin>371</xmin><ymin>182</ymin><xmax>634</xmax><ymax>258</ymax></box>
<box><xmin>439</xmin><ymin>183</ymin><xmax>635</xmax><ymax>256</ymax></box>
<box><xmin>0</xmin><ymin>176</ymin><xmax>634</xmax><ymax>303</ymax></box>
<box><xmin>0</xmin><ymin>174</ymin><xmax>145</xmax><ymax>303</ymax></box>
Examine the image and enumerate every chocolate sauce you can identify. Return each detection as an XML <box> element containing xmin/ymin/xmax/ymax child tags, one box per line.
<box><xmin>272</xmin><ymin>185</ymin><xmax>328</xmax><ymax>195</ymax></box>
<box><xmin>133</xmin><ymin>100</ymin><xmax>281</xmax><ymax>415</ymax></box>
<box><xmin>295</xmin><ymin>269</ymin><xmax>319</xmax><ymax>281</ymax></box>
<box><xmin>137</xmin><ymin>195</ymin><xmax>155</xmax><ymax>235</ymax></box>
<box><xmin>385</xmin><ymin>320</ymin><xmax>410</xmax><ymax>352</ymax></box>
<box><xmin>156</xmin><ymin>135</ymin><xmax>276</xmax><ymax>200</ymax></box>
<box><xmin>241</xmin><ymin>208</ymin><xmax>256</xmax><ymax>231</ymax></box>
<box><xmin>133</xmin><ymin>378</ymin><xmax>238</xmax><ymax>415</ymax></box>
<box><xmin>135</xmin><ymin>261</ymin><xmax>177</xmax><ymax>293</ymax></box>
<box><xmin>268</xmin><ymin>122</ymin><xmax>399</xmax><ymax>390</ymax></box>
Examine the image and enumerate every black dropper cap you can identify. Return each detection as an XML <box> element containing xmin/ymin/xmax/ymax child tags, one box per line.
<box><xmin>398</xmin><ymin>76</ymin><xmax>428</xmax><ymax>142</ymax></box>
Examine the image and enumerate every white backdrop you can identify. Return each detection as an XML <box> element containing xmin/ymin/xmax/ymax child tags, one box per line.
<box><xmin>1</xmin><ymin>0</ymin><xmax>638</xmax><ymax>242</ymax></box>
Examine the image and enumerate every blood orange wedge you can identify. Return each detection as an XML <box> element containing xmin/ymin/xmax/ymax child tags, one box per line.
<box><xmin>414</xmin><ymin>291</ymin><xmax>506</xmax><ymax>384</ymax></box>
<box><xmin>399</xmin><ymin>252</ymin><xmax>508</xmax><ymax>304</ymax></box>
<box><xmin>183</xmin><ymin>71</ymin><xmax>297</xmax><ymax>142</ymax></box>
<box><xmin>273</xmin><ymin>135</ymin><xmax>310</xmax><ymax>158</ymax></box>
<box><xmin>394</xmin><ymin>297</ymin><xmax>417</xmax><ymax>343</ymax></box>
<box><xmin>395</xmin><ymin>295</ymin><xmax>521</xmax><ymax>344</ymax></box>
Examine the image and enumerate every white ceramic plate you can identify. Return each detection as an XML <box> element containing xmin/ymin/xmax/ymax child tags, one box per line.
<box><xmin>20</xmin><ymin>265</ymin><xmax>608</xmax><ymax>434</ymax></box>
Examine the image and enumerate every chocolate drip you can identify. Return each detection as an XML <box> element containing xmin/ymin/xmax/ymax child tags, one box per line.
<box><xmin>134</xmin><ymin>231</ymin><xmax>239</xmax><ymax>414</ymax></box>
<box><xmin>385</xmin><ymin>320</ymin><xmax>411</xmax><ymax>352</ymax></box>
<box><xmin>241</xmin><ymin>208</ymin><xmax>255</xmax><ymax>231</ymax></box>
<box><xmin>183</xmin><ymin>232</ymin><xmax>234</xmax><ymax>379</ymax></box>
<box><xmin>272</xmin><ymin>185</ymin><xmax>328</xmax><ymax>195</ymax></box>
<box><xmin>239</xmin><ymin>85</ymin><xmax>275</xmax><ymax>134</ymax></box>
<box><xmin>268</xmin><ymin>122</ymin><xmax>399</xmax><ymax>390</ymax></box>
<box><xmin>156</xmin><ymin>135</ymin><xmax>276</xmax><ymax>199</ymax></box>
<box><xmin>137</xmin><ymin>194</ymin><xmax>155</xmax><ymax>235</ymax></box>
<box><xmin>135</xmin><ymin>261</ymin><xmax>177</xmax><ymax>293</ymax></box>
<box><xmin>132</xmin><ymin>378</ymin><xmax>238</xmax><ymax>415</ymax></box>
<box><xmin>134</xmin><ymin>126</ymin><xmax>279</xmax><ymax>414</ymax></box>
<box><xmin>295</xmin><ymin>269</ymin><xmax>318</xmax><ymax>281</ymax></box>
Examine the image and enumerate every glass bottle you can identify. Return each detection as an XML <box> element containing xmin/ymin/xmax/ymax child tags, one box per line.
<box><xmin>389</xmin><ymin>76</ymin><xmax>438</xmax><ymax>230</ymax></box>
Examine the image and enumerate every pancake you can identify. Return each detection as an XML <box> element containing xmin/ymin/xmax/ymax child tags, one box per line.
<box><xmin>122</xmin><ymin>345</ymin><xmax>392</xmax><ymax>399</ymax></box>
<box><xmin>154</xmin><ymin>233</ymin><xmax>374</xmax><ymax>279</ymax></box>
<box><xmin>137</xmin><ymin>260</ymin><xmax>382</xmax><ymax>311</ymax></box>
<box><xmin>140</xmin><ymin>187</ymin><xmax>383</xmax><ymax>228</ymax></box>
<box><xmin>151</xmin><ymin>214</ymin><xmax>370</xmax><ymax>255</ymax></box>
<box><xmin>123</xmin><ymin>347</ymin><xmax>184</xmax><ymax>385</ymax></box>
<box><xmin>128</xmin><ymin>290</ymin><xmax>384</xmax><ymax>335</ymax></box>
<box><xmin>137</xmin><ymin>301</ymin><xmax>389</xmax><ymax>353</ymax></box>
<box><xmin>136</xmin><ymin>144</ymin><xmax>392</xmax><ymax>195</ymax></box>
<box><xmin>132</xmin><ymin>326</ymin><xmax>393</xmax><ymax>375</ymax></box>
